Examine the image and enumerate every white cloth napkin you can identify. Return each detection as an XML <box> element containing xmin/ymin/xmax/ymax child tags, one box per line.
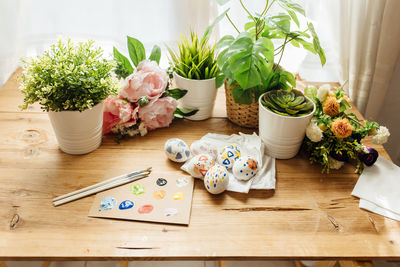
<box><xmin>181</xmin><ymin>132</ymin><xmax>276</xmax><ymax>193</ymax></box>
<box><xmin>351</xmin><ymin>156</ymin><xmax>400</xmax><ymax>221</ymax></box>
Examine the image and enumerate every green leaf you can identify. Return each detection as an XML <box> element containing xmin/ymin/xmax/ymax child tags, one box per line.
<box><xmin>278</xmin><ymin>0</ymin><xmax>306</xmax><ymax>16</ymax></box>
<box><xmin>304</xmin><ymin>85</ymin><xmax>317</xmax><ymax>101</ymax></box>
<box><xmin>216</xmin><ymin>35</ymin><xmax>234</xmax><ymax>50</ymax></box>
<box><xmin>127</xmin><ymin>36</ymin><xmax>146</xmax><ymax>67</ymax></box>
<box><xmin>203</xmin><ymin>8</ymin><xmax>230</xmax><ymax>40</ymax></box>
<box><xmin>231</xmin><ymin>85</ymin><xmax>253</xmax><ymax>104</ymax></box>
<box><xmin>227</xmin><ymin>33</ymin><xmax>274</xmax><ymax>89</ymax></box>
<box><xmin>216</xmin><ymin>74</ymin><xmax>225</xmax><ymax>88</ymax></box>
<box><xmin>174</xmin><ymin>107</ymin><xmax>199</xmax><ymax>118</ymax></box>
<box><xmin>148</xmin><ymin>45</ymin><xmax>161</xmax><ymax>64</ymax></box>
<box><xmin>164</xmin><ymin>88</ymin><xmax>188</xmax><ymax>100</ymax></box>
<box><xmin>113</xmin><ymin>47</ymin><xmax>133</xmax><ymax>74</ymax></box>
<box><xmin>286</xmin><ymin>9</ymin><xmax>299</xmax><ymax>27</ymax></box>
<box><xmin>279</xmin><ymin>71</ymin><xmax>296</xmax><ymax>88</ymax></box>
<box><xmin>307</xmin><ymin>22</ymin><xmax>326</xmax><ymax>66</ymax></box>
<box><xmin>339</xmin><ymin>98</ymin><xmax>352</xmax><ymax>112</ymax></box>
<box><xmin>268</xmin><ymin>14</ymin><xmax>291</xmax><ymax>34</ymax></box>
<box><xmin>138</xmin><ymin>96</ymin><xmax>149</xmax><ymax>107</ymax></box>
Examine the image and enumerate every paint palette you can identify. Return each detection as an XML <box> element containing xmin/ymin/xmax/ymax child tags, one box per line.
<box><xmin>88</xmin><ymin>170</ymin><xmax>194</xmax><ymax>225</ymax></box>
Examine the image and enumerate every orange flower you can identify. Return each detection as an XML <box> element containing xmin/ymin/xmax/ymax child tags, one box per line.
<box><xmin>323</xmin><ymin>96</ymin><xmax>340</xmax><ymax>116</ymax></box>
<box><xmin>331</xmin><ymin>118</ymin><xmax>353</xmax><ymax>138</ymax></box>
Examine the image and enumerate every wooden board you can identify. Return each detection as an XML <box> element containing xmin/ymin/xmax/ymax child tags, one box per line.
<box><xmin>0</xmin><ymin>69</ymin><xmax>399</xmax><ymax>260</ymax></box>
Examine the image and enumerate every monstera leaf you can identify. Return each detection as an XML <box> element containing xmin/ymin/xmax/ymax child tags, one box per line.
<box><xmin>217</xmin><ymin>32</ymin><xmax>274</xmax><ymax>90</ymax></box>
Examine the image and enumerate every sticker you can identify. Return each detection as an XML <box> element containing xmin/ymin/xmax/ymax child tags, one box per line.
<box><xmin>163</xmin><ymin>208</ymin><xmax>178</xmax><ymax>217</ymax></box>
<box><xmin>176</xmin><ymin>177</ymin><xmax>189</xmax><ymax>188</ymax></box>
<box><xmin>172</xmin><ymin>192</ymin><xmax>184</xmax><ymax>200</ymax></box>
<box><xmin>119</xmin><ymin>200</ymin><xmax>134</xmax><ymax>210</ymax></box>
<box><xmin>131</xmin><ymin>183</ymin><xmax>145</xmax><ymax>195</ymax></box>
<box><xmin>153</xmin><ymin>190</ymin><xmax>166</xmax><ymax>200</ymax></box>
<box><xmin>99</xmin><ymin>196</ymin><xmax>117</xmax><ymax>211</ymax></box>
<box><xmin>138</xmin><ymin>205</ymin><xmax>154</xmax><ymax>214</ymax></box>
<box><xmin>156</xmin><ymin>178</ymin><xmax>167</xmax><ymax>186</ymax></box>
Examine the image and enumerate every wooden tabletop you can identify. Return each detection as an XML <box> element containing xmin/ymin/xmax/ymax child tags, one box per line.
<box><xmin>0</xmin><ymin>69</ymin><xmax>399</xmax><ymax>261</ymax></box>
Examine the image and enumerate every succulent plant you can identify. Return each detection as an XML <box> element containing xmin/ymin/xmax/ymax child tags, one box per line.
<box><xmin>261</xmin><ymin>89</ymin><xmax>314</xmax><ymax>117</ymax></box>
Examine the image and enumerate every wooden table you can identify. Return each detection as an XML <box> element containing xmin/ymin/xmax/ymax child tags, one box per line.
<box><xmin>0</xmin><ymin>69</ymin><xmax>399</xmax><ymax>263</ymax></box>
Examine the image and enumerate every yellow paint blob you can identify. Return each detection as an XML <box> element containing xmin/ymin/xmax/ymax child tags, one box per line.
<box><xmin>153</xmin><ymin>190</ymin><xmax>166</xmax><ymax>200</ymax></box>
<box><xmin>172</xmin><ymin>192</ymin><xmax>184</xmax><ymax>200</ymax></box>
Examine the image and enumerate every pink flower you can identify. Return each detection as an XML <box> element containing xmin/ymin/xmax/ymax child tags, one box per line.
<box><xmin>139</xmin><ymin>97</ymin><xmax>178</xmax><ymax>131</ymax></box>
<box><xmin>119</xmin><ymin>60</ymin><xmax>168</xmax><ymax>102</ymax></box>
<box><xmin>102</xmin><ymin>96</ymin><xmax>138</xmax><ymax>134</ymax></box>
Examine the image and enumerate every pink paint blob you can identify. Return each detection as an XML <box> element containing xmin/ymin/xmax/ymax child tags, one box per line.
<box><xmin>138</xmin><ymin>205</ymin><xmax>154</xmax><ymax>214</ymax></box>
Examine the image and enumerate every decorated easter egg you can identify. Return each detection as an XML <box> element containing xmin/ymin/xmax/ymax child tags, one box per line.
<box><xmin>217</xmin><ymin>144</ymin><xmax>241</xmax><ymax>169</ymax></box>
<box><xmin>190</xmin><ymin>140</ymin><xmax>218</xmax><ymax>159</ymax></box>
<box><xmin>190</xmin><ymin>154</ymin><xmax>216</xmax><ymax>179</ymax></box>
<box><xmin>165</xmin><ymin>138</ymin><xmax>190</xmax><ymax>163</ymax></box>
<box><xmin>204</xmin><ymin>165</ymin><xmax>229</xmax><ymax>194</ymax></box>
<box><xmin>232</xmin><ymin>156</ymin><xmax>259</xmax><ymax>181</ymax></box>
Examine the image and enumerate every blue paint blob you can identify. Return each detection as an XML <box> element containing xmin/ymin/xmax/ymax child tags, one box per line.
<box><xmin>166</xmin><ymin>146</ymin><xmax>172</xmax><ymax>154</ymax></box>
<box><xmin>214</xmin><ymin>184</ymin><xmax>216</xmax><ymax>188</ymax></box>
<box><xmin>185</xmin><ymin>150</ymin><xmax>190</xmax><ymax>157</ymax></box>
<box><xmin>176</xmin><ymin>152</ymin><xmax>182</xmax><ymax>159</ymax></box>
<box><xmin>119</xmin><ymin>200</ymin><xmax>134</xmax><ymax>210</ymax></box>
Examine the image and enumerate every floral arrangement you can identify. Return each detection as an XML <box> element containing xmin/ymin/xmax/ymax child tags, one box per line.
<box><xmin>19</xmin><ymin>38</ymin><xmax>117</xmax><ymax>112</ymax></box>
<box><xmin>303</xmin><ymin>84</ymin><xmax>390</xmax><ymax>173</ymax></box>
<box><xmin>103</xmin><ymin>36</ymin><xmax>195</xmax><ymax>142</ymax></box>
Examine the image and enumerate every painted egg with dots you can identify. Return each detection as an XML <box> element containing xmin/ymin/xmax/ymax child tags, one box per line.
<box><xmin>204</xmin><ymin>165</ymin><xmax>229</xmax><ymax>194</ymax></box>
<box><xmin>232</xmin><ymin>156</ymin><xmax>259</xmax><ymax>181</ymax></box>
<box><xmin>217</xmin><ymin>144</ymin><xmax>241</xmax><ymax>169</ymax></box>
<box><xmin>164</xmin><ymin>138</ymin><xmax>190</xmax><ymax>163</ymax></box>
<box><xmin>190</xmin><ymin>140</ymin><xmax>218</xmax><ymax>159</ymax></box>
<box><xmin>190</xmin><ymin>154</ymin><xmax>216</xmax><ymax>179</ymax></box>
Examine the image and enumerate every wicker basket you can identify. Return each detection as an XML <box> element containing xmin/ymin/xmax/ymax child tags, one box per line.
<box><xmin>225</xmin><ymin>80</ymin><xmax>259</xmax><ymax>128</ymax></box>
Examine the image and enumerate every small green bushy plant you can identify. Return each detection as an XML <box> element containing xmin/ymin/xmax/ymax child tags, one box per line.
<box><xmin>19</xmin><ymin>38</ymin><xmax>117</xmax><ymax>112</ymax></box>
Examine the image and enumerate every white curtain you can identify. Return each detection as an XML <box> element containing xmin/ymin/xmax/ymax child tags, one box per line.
<box><xmin>0</xmin><ymin>0</ymin><xmax>217</xmax><ymax>85</ymax></box>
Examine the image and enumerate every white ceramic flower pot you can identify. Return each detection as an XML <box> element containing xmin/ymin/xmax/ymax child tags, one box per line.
<box><xmin>173</xmin><ymin>72</ymin><xmax>217</xmax><ymax>120</ymax></box>
<box><xmin>48</xmin><ymin>103</ymin><xmax>104</xmax><ymax>155</ymax></box>
<box><xmin>258</xmin><ymin>91</ymin><xmax>315</xmax><ymax>159</ymax></box>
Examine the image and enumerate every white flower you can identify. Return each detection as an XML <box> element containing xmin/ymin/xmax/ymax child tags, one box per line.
<box><xmin>306</xmin><ymin>121</ymin><xmax>323</xmax><ymax>142</ymax></box>
<box><xmin>317</xmin><ymin>84</ymin><xmax>331</xmax><ymax>102</ymax></box>
<box><xmin>139</xmin><ymin>122</ymin><xmax>148</xmax><ymax>136</ymax></box>
<box><xmin>328</xmin><ymin>156</ymin><xmax>344</xmax><ymax>170</ymax></box>
<box><xmin>372</xmin><ymin>126</ymin><xmax>390</xmax><ymax>145</ymax></box>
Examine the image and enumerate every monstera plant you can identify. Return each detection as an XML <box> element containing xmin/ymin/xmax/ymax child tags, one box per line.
<box><xmin>217</xmin><ymin>0</ymin><xmax>326</xmax><ymax>105</ymax></box>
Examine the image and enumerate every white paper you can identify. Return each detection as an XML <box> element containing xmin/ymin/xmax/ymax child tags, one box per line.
<box><xmin>352</xmin><ymin>156</ymin><xmax>400</xmax><ymax>216</ymax></box>
<box><xmin>359</xmin><ymin>199</ymin><xmax>400</xmax><ymax>221</ymax></box>
<box><xmin>181</xmin><ymin>132</ymin><xmax>276</xmax><ymax>193</ymax></box>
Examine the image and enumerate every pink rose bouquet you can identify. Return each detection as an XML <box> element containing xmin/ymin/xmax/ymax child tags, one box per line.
<box><xmin>104</xmin><ymin>36</ymin><xmax>196</xmax><ymax>142</ymax></box>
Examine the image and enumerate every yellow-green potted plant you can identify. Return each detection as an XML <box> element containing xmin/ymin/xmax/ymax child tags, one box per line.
<box><xmin>167</xmin><ymin>12</ymin><xmax>227</xmax><ymax>120</ymax></box>
<box><xmin>217</xmin><ymin>0</ymin><xmax>326</xmax><ymax>128</ymax></box>
<box><xmin>19</xmin><ymin>38</ymin><xmax>117</xmax><ymax>154</ymax></box>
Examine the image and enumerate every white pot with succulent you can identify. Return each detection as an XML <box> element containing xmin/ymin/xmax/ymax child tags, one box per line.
<box><xmin>168</xmin><ymin>21</ymin><xmax>224</xmax><ymax>121</ymax></box>
<box><xmin>19</xmin><ymin>38</ymin><xmax>117</xmax><ymax>155</ymax></box>
<box><xmin>259</xmin><ymin>89</ymin><xmax>315</xmax><ymax>159</ymax></box>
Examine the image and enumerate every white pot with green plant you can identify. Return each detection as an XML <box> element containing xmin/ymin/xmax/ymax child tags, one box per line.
<box><xmin>216</xmin><ymin>0</ymin><xmax>326</xmax><ymax>128</ymax></box>
<box><xmin>167</xmin><ymin>13</ymin><xmax>227</xmax><ymax>121</ymax></box>
<box><xmin>19</xmin><ymin>38</ymin><xmax>117</xmax><ymax>155</ymax></box>
<box><xmin>259</xmin><ymin>89</ymin><xmax>315</xmax><ymax>159</ymax></box>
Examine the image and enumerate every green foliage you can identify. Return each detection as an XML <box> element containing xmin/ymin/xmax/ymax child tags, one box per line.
<box><xmin>304</xmin><ymin>86</ymin><xmax>381</xmax><ymax>174</ymax></box>
<box><xmin>173</xmin><ymin>107</ymin><xmax>199</xmax><ymax>118</ymax></box>
<box><xmin>19</xmin><ymin>38</ymin><xmax>117</xmax><ymax>112</ymax></box>
<box><xmin>113</xmin><ymin>36</ymin><xmax>161</xmax><ymax>79</ymax></box>
<box><xmin>260</xmin><ymin>89</ymin><xmax>313</xmax><ymax>116</ymax></box>
<box><xmin>168</xmin><ymin>31</ymin><xmax>219</xmax><ymax>80</ymax></box>
<box><xmin>217</xmin><ymin>0</ymin><xmax>326</xmax><ymax>104</ymax></box>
